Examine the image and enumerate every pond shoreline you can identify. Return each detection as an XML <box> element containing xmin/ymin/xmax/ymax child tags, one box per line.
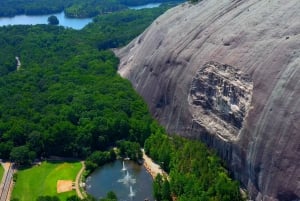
<box><xmin>85</xmin><ymin>158</ymin><xmax>154</xmax><ymax>200</ymax></box>
<box><xmin>0</xmin><ymin>11</ymin><xmax>93</xmax><ymax>30</ymax></box>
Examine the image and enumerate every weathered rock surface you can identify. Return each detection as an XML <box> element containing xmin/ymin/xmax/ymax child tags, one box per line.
<box><xmin>115</xmin><ymin>0</ymin><xmax>300</xmax><ymax>200</ymax></box>
<box><xmin>189</xmin><ymin>61</ymin><xmax>253</xmax><ymax>141</ymax></box>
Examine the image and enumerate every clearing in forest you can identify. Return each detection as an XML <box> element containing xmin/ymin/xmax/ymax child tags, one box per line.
<box><xmin>11</xmin><ymin>161</ymin><xmax>82</xmax><ymax>201</ymax></box>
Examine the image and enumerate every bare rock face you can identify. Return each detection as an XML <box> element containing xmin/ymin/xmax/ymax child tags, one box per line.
<box><xmin>115</xmin><ymin>0</ymin><xmax>300</xmax><ymax>200</ymax></box>
<box><xmin>189</xmin><ymin>61</ymin><xmax>253</xmax><ymax>141</ymax></box>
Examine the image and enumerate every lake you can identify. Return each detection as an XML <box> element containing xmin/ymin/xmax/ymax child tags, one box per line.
<box><xmin>85</xmin><ymin>160</ymin><xmax>154</xmax><ymax>201</ymax></box>
<box><xmin>0</xmin><ymin>3</ymin><xmax>162</xmax><ymax>29</ymax></box>
<box><xmin>129</xmin><ymin>3</ymin><xmax>161</xmax><ymax>10</ymax></box>
<box><xmin>0</xmin><ymin>12</ymin><xmax>93</xmax><ymax>30</ymax></box>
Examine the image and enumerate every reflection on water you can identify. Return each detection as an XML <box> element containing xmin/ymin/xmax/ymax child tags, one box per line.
<box><xmin>86</xmin><ymin>160</ymin><xmax>154</xmax><ymax>201</ymax></box>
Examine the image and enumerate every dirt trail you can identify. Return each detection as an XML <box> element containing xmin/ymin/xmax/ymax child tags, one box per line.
<box><xmin>142</xmin><ymin>149</ymin><xmax>167</xmax><ymax>178</ymax></box>
<box><xmin>15</xmin><ymin>57</ymin><xmax>21</xmax><ymax>71</ymax></box>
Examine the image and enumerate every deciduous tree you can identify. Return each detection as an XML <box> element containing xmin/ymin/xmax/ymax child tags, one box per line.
<box><xmin>48</xmin><ymin>15</ymin><xmax>59</xmax><ymax>25</ymax></box>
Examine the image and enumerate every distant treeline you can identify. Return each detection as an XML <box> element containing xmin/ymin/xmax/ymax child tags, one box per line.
<box><xmin>0</xmin><ymin>0</ymin><xmax>182</xmax><ymax>18</ymax></box>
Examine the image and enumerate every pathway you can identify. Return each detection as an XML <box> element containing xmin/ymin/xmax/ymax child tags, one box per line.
<box><xmin>75</xmin><ymin>161</ymin><xmax>85</xmax><ymax>199</ymax></box>
<box><xmin>0</xmin><ymin>163</ymin><xmax>14</xmax><ymax>201</ymax></box>
<box><xmin>142</xmin><ymin>149</ymin><xmax>167</xmax><ymax>178</ymax></box>
<box><xmin>15</xmin><ymin>57</ymin><xmax>21</xmax><ymax>71</ymax></box>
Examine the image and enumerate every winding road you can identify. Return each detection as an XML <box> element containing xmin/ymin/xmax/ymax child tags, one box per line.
<box><xmin>75</xmin><ymin>161</ymin><xmax>85</xmax><ymax>199</ymax></box>
<box><xmin>0</xmin><ymin>163</ymin><xmax>14</xmax><ymax>201</ymax></box>
<box><xmin>15</xmin><ymin>57</ymin><xmax>21</xmax><ymax>71</ymax></box>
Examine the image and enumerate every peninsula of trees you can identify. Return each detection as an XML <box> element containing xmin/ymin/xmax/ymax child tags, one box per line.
<box><xmin>0</xmin><ymin>0</ymin><xmax>182</xmax><ymax>17</ymax></box>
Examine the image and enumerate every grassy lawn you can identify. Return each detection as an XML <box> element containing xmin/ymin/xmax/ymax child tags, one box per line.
<box><xmin>11</xmin><ymin>161</ymin><xmax>82</xmax><ymax>201</ymax></box>
<box><xmin>0</xmin><ymin>163</ymin><xmax>4</xmax><ymax>183</ymax></box>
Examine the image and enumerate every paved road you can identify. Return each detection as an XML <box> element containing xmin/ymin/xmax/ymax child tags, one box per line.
<box><xmin>0</xmin><ymin>163</ymin><xmax>13</xmax><ymax>201</ymax></box>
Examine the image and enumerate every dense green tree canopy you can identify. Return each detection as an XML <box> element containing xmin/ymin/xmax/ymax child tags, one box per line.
<box><xmin>10</xmin><ymin>145</ymin><xmax>36</xmax><ymax>165</ymax></box>
<box><xmin>99</xmin><ymin>191</ymin><xmax>118</xmax><ymax>201</ymax></box>
<box><xmin>0</xmin><ymin>7</ymin><xmax>167</xmax><ymax>160</ymax></box>
<box><xmin>36</xmin><ymin>196</ymin><xmax>60</xmax><ymax>201</ymax></box>
<box><xmin>145</xmin><ymin>123</ymin><xmax>244</xmax><ymax>201</ymax></box>
<box><xmin>85</xmin><ymin>150</ymin><xmax>116</xmax><ymax>174</ymax></box>
<box><xmin>66</xmin><ymin>195</ymin><xmax>96</xmax><ymax>201</ymax></box>
<box><xmin>0</xmin><ymin>0</ymin><xmax>182</xmax><ymax>18</ymax></box>
<box><xmin>47</xmin><ymin>15</ymin><xmax>59</xmax><ymax>25</ymax></box>
<box><xmin>117</xmin><ymin>140</ymin><xmax>142</xmax><ymax>161</ymax></box>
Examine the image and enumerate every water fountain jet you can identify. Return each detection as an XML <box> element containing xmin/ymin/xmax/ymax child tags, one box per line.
<box><xmin>85</xmin><ymin>160</ymin><xmax>154</xmax><ymax>200</ymax></box>
<box><xmin>122</xmin><ymin>161</ymin><xmax>126</xmax><ymax>171</ymax></box>
<box><xmin>129</xmin><ymin>185</ymin><xmax>135</xmax><ymax>197</ymax></box>
<box><xmin>118</xmin><ymin>170</ymin><xmax>136</xmax><ymax>185</ymax></box>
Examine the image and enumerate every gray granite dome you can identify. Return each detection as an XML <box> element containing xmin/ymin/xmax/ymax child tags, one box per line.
<box><xmin>115</xmin><ymin>0</ymin><xmax>300</xmax><ymax>200</ymax></box>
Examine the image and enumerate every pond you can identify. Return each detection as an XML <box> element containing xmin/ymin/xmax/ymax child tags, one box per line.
<box><xmin>0</xmin><ymin>12</ymin><xmax>93</xmax><ymax>30</ymax></box>
<box><xmin>86</xmin><ymin>160</ymin><xmax>154</xmax><ymax>201</ymax></box>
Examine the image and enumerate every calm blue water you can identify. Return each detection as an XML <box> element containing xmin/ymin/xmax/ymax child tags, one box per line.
<box><xmin>86</xmin><ymin>160</ymin><xmax>154</xmax><ymax>201</ymax></box>
<box><xmin>0</xmin><ymin>3</ymin><xmax>161</xmax><ymax>29</ymax></box>
<box><xmin>0</xmin><ymin>12</ymin><xmax>93</xmax><ymax>30</ymax></box>
<box><xmin>129</xmin><ymin>3</ymin><xmax>161</xmax><ymax>10</ymax></box>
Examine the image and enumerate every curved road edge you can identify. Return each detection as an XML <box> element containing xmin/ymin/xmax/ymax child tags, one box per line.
<box><xmin>75</xmin><ymin>161</ymin><xmax>86</xmax><ymax>199</ymax></box>
<box><xmin>0</xmin><ymin>162</ymin><xmax>14</xmax><ymax>201</ymax></box>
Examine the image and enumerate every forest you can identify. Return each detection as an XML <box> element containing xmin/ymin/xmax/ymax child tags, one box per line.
<box><xmin>0</xmin><ymin>0</ymin><xmax>182</xmax><ymax>17</ymax></box>
<box><xmin>0</xmin><ymin>7</ymin><xmax>168</xmax><ymax>163</ymax></box>
<box><xmin>0</xmin><ymin>2</ymin><xmax>243</xmax><ymax>200</ymax></box>
<box><xmin>145</xmin><ymin>123</ymin><xmax>243</xmax><ymax>201</ymax></box>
